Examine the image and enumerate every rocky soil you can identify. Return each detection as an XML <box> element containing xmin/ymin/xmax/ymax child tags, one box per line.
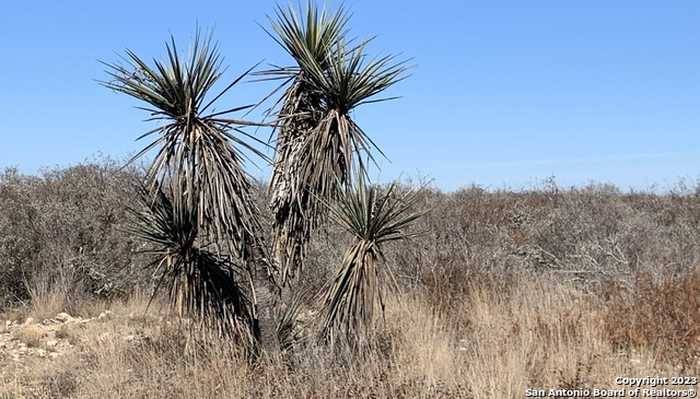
<box><xmin>0</xmin><ymin>312</ymin><xmax>111</xmax><ymax>363</ymax></box>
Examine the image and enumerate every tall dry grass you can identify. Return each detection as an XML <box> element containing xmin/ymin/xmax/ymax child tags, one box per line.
<box><xmin>2</xmin><ymin>270</ymin><xmax>697</xmax><ymax>398</ymax></box>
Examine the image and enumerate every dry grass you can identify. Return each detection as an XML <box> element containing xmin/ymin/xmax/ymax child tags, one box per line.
<box><xmin>53</xmin><ymin>324</ymin><xmax>80</xmax><ymax>346</ymax></box>
<box><xmin>1</xmin><ymin>272</ymin><xmax>697</xmax><ymax>399</ymax></box>
<box><xmin>26</xmin><ymin>280</ymin><xmax>70</xmax><ymax>322</ymax></box>
<box><xmin>601</xmin><ymin>265</ymin><xmax>700</xmax><ymax>367</ymax></box>
<box><xmin>13</xmin><ymin>324</ymin><xmax>46</xmax><ymax>348</ymax></box>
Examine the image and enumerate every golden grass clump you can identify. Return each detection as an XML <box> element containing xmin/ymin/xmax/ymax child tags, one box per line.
<box><xmin>13</xmin><ymin>324</ymin><xmax>46</xmax><ymax>348</ymax></box>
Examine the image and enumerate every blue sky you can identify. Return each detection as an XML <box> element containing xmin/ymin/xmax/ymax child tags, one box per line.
<box><xmin>1</xmin><ymin>1</ymin><xmax>698</xmax><ymax>191</ymax></box>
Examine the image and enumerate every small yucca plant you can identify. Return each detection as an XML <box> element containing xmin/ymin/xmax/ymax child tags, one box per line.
<box><xmin>129</xmin><ymin>182</ymin><xmax>254</xmax><ymax>344</ymax></box>
<box><xmin>318</xmin><ymin>176</ymin><xmax>424</xmax><ymax>348</ymax></box>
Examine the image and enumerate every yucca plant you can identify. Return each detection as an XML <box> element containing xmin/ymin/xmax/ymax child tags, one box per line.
<box><xmin>103</xmin><ymin>3</ymin><xmax>414</xmax><ymax>356</ymax></box>
<box><xmin>129</xmin><ymin>182</ymin><xmax>254</xmax><ymax>345</ymax></box>
<box><xmin>262</xmin><ymin>3</ymin><xmax>409</xmax><ymax>284</ymax></box>
<box><xmin>318</xmin><ymin>176</ymin><xmax>424</xmax><ymax>348</ymax></box>
<box><xmin>102</xmin><ymin>33</ymin><xmax>279</xmax><ymax>351</ymax></box>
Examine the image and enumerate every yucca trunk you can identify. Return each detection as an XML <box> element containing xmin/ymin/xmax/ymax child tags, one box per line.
<box><xmin>236</xmin><ymin>237</ymin><xmax>280</xmax><ymax>354</ymax></box>
<box><xmin>269</xmin><ymin>132</ymin><xmax>309</xmax><ymax>283</ymax></box>
<box><xmin>250</xmin><ymin>265</ymin><xmax>280</xmax><ymax>354</ymax></box>
<box><xmin>269</xmin><ymin>80</ymin><xmax>325</xmax><ymax>284</ymax></box>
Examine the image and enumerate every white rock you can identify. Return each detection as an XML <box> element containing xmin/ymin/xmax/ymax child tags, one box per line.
<box><xmin>45</xmin><ymin>339</ymin><xmax>58</xmax><ymax>348</ymax></box>
<box><xmin>55</xmin><ymin>313</ymin><xmax>73</xmax><ymax>323</ymax></box>
<box><xmin>98</xmin><ymin>310</ymin><xmax>113</xmax><ymax>320</ymax></box>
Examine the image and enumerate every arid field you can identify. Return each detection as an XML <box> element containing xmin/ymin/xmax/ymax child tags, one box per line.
<box><xmin>0</xmin><ymin>162</ymin><xmax>698</xmax><ymax>398</ymax></box>
<box><xmin>3</xmin><ymin>0</ymin><xmax>699</xmax><ymax>397</ymax></box>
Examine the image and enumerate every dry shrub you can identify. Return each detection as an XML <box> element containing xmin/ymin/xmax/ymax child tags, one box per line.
<box><xmin>0</xmin><ymin>160</ymin><xmax>144</xmax><ymax>308</ymax></box>
<box><xmin>3</xmin><ymin>163</ymin><xmax>700</xmax><ymax>311</ymax></box>
<box><xmin>601</xmin><ymin>266</ymin><xmax>700</xmax><ymax>367</ymax></box>
<box><xmin>379</xmin><ymin>180</ymin><xmax>700</xmax><ymax>296</ymax></box>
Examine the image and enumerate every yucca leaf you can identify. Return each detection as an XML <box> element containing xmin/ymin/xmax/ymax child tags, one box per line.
<box><xmin>101</xmin><ymin>32</ymin><xmax>270</xmax><ymax>262</ymax></box>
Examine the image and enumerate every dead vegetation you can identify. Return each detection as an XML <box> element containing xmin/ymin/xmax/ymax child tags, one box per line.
<box><xmin>601</xmin><ymin>265</ymin><xmax>700</xmax><ymax>367</ymax></box>
<box><xmin>0</xmin><ymin>272</ymin><xmax>697</xmax><ymax>398</ymax></box>
<box><xmin>1</xmin><ymin>163</ymin><xmax>699</xmax><ymax>398</ymax></box>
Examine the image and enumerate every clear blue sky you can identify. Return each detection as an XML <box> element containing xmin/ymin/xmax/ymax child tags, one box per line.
<box><xmin>1</xmin><ymin>1</ymin><xmax>698</xmax><ymax>191</ymax></box>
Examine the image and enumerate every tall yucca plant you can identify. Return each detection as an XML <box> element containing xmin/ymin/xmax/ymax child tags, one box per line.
<box><xmin>102</xmin><ymin>33</ymin><xmax>278</xmax><ymax>351</ymax></box>
<box><xmin>319</xmin><ymin>176</ymin><xmax>424</xmax><ymax>348</ymax></box>
<box><xmin>262</xmin><ymin>4</ymin><xmax>348</xmax><ymax>285</ymax></box>
<box><xmin>263</xmin><ymin>3</ymin><xmax>409</xmax><ymax>284</ymax></box>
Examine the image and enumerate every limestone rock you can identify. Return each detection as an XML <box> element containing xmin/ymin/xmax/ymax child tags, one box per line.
<box><xmin>98</xmin><ymin>310</ymin><xmax>113</xmax><ymax>320</ymax></box>
<box><xmin>55</xmin><ymin>313</ymin><xmax>73</xmax><ymax>323</ymax></box>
